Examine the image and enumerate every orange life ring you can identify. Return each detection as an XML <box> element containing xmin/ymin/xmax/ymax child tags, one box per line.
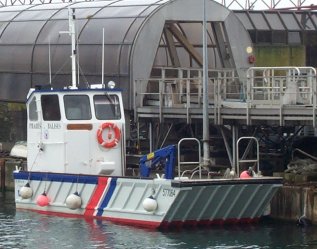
<box><xmin>97</xmin><ymin>122</ymin><xmax>121</xmax><ymax>148</ymax></box>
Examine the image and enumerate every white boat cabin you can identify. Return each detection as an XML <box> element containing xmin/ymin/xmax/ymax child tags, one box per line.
<box><xmin>26</xmin><ymin>85</ymin><xmax>125</xmax><ymax>176</ymax></box>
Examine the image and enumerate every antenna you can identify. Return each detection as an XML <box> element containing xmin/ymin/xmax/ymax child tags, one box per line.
<box><xmin>102</xmin><ymin>28</ymin><xmax>105</xmax><ymax>88</ymax></box>
<box><xmin>60</xmin><ymin>7</ymin><xmax>77</xmax><ymax>89</ymax></box>
<box><xmin>202</xmin><ymin>0</ymin><xmax>210</xmax><ymax>168</ymax></box>
<box><xmin>48</xmin><ymin>36</ymin><xmax>52</xmax><ymax>85</ymax></box>
<box><xmin>77</xmin><ymin>27</ymin><xmax>80</xmax><ymax>87</ymax></box>
<box><xmin>70</xmin><ymin>8</ymin><xmax>77</xmax><ymax>89</ymax></box>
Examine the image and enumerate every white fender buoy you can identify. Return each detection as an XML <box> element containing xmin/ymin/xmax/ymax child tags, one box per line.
<box><xmin>142</xmin><ymin>196</ymin><xmax>158</xmax><ymax>212</ymax></box>
<box><xmin>36</xmin><ymin>192</ymin><xmax>50</xmax><ymax>207</ymax></box>
<box><xmin>19</xmin><ymin>183</ymin><xmax>33</xmax><ymax>199</ymax></box>
<box><xmin>65</xmin><ymin>192</ymin><xmax>82</xmax><ymax>210</ymax></box>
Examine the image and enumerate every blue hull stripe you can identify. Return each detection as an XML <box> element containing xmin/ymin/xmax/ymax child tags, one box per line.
<box><xmin>96</xmin><ymin>178</ymin><xmax>117</xmax><ymax>216</ymax></box>
<box><xmin>13</xmin><ymin>171</ymin><xmax>98</xmax><ymax>184</ymax></box>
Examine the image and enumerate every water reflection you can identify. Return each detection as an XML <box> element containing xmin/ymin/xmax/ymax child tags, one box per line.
<box><xmin>1</xmin><ymin>192</ymin><xmax>317</xmax><ymax>249</ymax></box>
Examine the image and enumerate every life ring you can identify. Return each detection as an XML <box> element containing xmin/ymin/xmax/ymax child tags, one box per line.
<box><xmin>97</xmin><ymin>122</ymin><xmax>121</xmax><ymax>148</ymax></box>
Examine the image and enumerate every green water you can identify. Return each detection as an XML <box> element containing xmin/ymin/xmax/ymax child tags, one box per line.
<box><xmin>1</xmin><ymin>192</ymin><xmax>317</xmax><ymax>249</ymax></box>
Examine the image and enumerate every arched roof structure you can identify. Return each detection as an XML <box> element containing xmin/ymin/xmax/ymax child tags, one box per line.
<box><xmin>0</xmin><ymin>0</ymin><xmax>252</xmax><ymax>109</ymax></box>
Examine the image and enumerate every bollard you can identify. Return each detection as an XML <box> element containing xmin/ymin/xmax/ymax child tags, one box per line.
<box><xmin>0</xmin><ymin>159</ymin><xmax>5</xmax><ymax>192</ymax></box>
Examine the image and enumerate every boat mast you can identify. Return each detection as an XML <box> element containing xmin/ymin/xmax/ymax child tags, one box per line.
<box><xmin>202</xmin><ymin>0</ymin><xmax>210</xmax><ymax>168</ymax></box>
<box><xmin>60</xmin><ymin>7</ymin><xmax>77</xmax><ymax>88</ymax></box>
<box><xmin>102</xmin><ymin>28</ymin><xmax>105</xmax><ymax>88</ymax></box>
<box><xmin>69</xmin><ymin>8</ymin><xmax>77</xmax><ymax>88</ymax></box>
<box><xmin>48</xmin><ymin>37</ymin><xmax>52</xmax><ymax>85</ymax></box>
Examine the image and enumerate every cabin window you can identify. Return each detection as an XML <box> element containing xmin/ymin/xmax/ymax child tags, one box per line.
<box><xmin>64</xmin><ymin>95</ymin><xmax>92</xmax><ymax>120</ymax></box>
<box><xmin>29</xmin><ymin>96</ymin><xmax>38</xmax><ymax>121</ymax></box>
<box><xmin>41</xmin><ymin>94</ymin><xmax>61</xmax><ymax>121</ymax></box>
<box><xmin>94</xmin><ymin>94</ymin><xmax>121</xmax><ymax>120</ymax></box>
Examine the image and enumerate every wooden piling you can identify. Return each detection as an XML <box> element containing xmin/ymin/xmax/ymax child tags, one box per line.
<box><xmin>0</xmin><ymin>159</ymin><xmax>5</xmax><ymax>192</ymax></box>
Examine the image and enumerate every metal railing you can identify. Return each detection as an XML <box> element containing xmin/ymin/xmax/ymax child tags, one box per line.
<box><xmin>177</xmin><ymin>138</ymin><xmax>202</xmax><ymax>179</ymax></box>
<box><xmin>246</xmin><ymin>67</ymin><xmax>316</xmax><ymax>106</ymax></box>
<box><xmin>236</xmin><ymin>136</ymin><xmax>259</xmax><ymax>176</ymax></box>
<box><xmin>134</xmin><ymin>66</ymin><xmax>317</xmax><ymax>125</ymax></box>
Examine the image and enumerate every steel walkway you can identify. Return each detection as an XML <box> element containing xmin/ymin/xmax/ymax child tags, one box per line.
<box><xmin>134</xmin><ymin>66</ymin><xmax>317</xmax><ymax>127</ymax></box>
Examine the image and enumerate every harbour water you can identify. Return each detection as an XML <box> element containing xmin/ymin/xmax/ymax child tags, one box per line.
<box><xmin>1</xmin><ymin>192</ymin><xmax>317</xmax><ymax>249</ymax></box>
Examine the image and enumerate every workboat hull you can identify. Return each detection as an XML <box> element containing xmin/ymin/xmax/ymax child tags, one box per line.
<box><xmin>14</xmin><ymin>171</ymin><xmax>282</xmax><ymax>229</ymax></box>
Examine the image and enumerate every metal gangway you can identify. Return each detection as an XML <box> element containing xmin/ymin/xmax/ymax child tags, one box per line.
<box><xmin>134</xmin><ymin>66</ymin><xmax>317</xmax><ymax>127</ymax></box>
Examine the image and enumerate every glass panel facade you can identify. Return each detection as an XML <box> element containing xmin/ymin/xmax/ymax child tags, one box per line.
<box><xmin>257</xmin><ymin>30</ymin><xmax>271</xmax><ymax>43</ymax></box>
<box><xmin>235</xmin><ymin>12</ymin><xmax>254</xmax><ymax>30</ymax></box>
<box><xmin>2</xmin><ymin>1</ymin><xmax>313</xmax><ymax>107</ymax></box>
<box><xmin>310</xmin><ymin>13</ymin><xmax>317</xmax><ymax>28</ymax></box>
<box><xmin>1</xmin><ymin>21</ymin><xmax>45</xmax><ymax>43</ymax></box>
<box><xmin>295</xmin><ymin>13</ymin><xmax>315</xmax><ymax>30</ymax></box>
<box><xmin>64</xmin><ymin>95</ymin><xmax>92</xmax><ymax>120</ymax></box>
<box><xmin>140</xmin><ymin>5</ymin><xmax>161</xmax><ymax>16</ymax></box>
<box><xmin>0</xmin><ymin>11</ymin><xmax>19</xmax><ymax>21</ymax></box>
<box><xmin>288</xmin><ymin>31</ymin><xmax>301</xmax><ymax>44</ymax></box>
<box><xmin>41</xmin><ymin>95</ymin><xmax>61</xmax><ymax>121</ymax></box>
<box><xmin>0</xmin><ymin>45</ymin><xmax>32</xmax><ymax>71</ymax></box>
<box><xmin>265</xmin><ymin>13</ymin><xmax>284</xmax><ymax>30</ymax></box>
<box><xmin>0</xmin><ymin>73</ymin><xmax>31</xmax><ymax>102</ymax></box>
<box><xmin>0</xmin><ymin>22</ymin><xmax>8</xmax><ymax>36</ymax></box>
<box><xmin>37</xmin><ymin>19</ymin><xmax>87</xmax><ymax>44</ymax></box>
<box><xmin>80</xmin><ymin>18</ymin><xmax>136</xmax><ymax>44</ymax></box>
<box><xmin>33</xmin><ymin>44</ymin><xmax>71</xmax><ymax>74</ymax></box>
<box><xmin>112</xmin><ymin>0</ymin><xmax>161</xmax><ymax>6</ymax></box>
<box><xmin>94</xmin><ymin>95</ymin><xmax>121</xmax><ymax>120</ymax></box>
<box><xmin>119</xmin><ymin>45</ymin><xmax>131</xmax><ymax>74</ymax></box>
<box><xmin>77</xmin><ymin>45</ymin><xmax>102</xmax><ymax>74</ymax></box>
<box><xmin>272</xmin><ymin>30</ymin><xmax>287</xmax><ymax>43</ymax></box>
<box><xmin>124</xmin><ymin>17</ymin><xmax>145</xmax><ymax>43</ymax></box>
<box><xmin>14</xmin><ymin>10</ymin><xmax>59</xmax><ymax>21</ymax></box>
<box><xmin>72</xmin><ymin>8</ymin><xmax>100</xmax><ymax>19</ymax></box>
<box><xmin>94</xmin><ymin>5</ymin><xmax>149</xmax><ymax>18</ymax></box>
<box><xmin>280</xmin><ymin>13</ymin><xmax>300</xmax><ymax>30</ymax></box>
<box><xmin>73</xmin><ymin>1</ymin><xmax>116</xmax><ymax>8</ymax></box>
<box><xmin>29</xmin><ymin>3</ymin><xmax>69</xmax><ymax>10</ymax></box>
<box><xmin>50</xmin><ymin>8</ymin><xmax>73</xmax><ymax>20</ymax></box>
<box><xmin>249</xmin><ymin>12</ymin><xmax>269</xmax><ymax>30</ymax></box>
<box><xmin>76</xmin><ymin>44</ymin><xmax>124</xmax><ymax>75</ymax></box>
<box><xmin>0</xmin><ymin>5</ymin><xmax>29</xmax><ymax>12</ymax></box>
<box><xmin>32</xmin><ymin>74</ymin><xmax>71</xmax><ymax>89</ymax></box>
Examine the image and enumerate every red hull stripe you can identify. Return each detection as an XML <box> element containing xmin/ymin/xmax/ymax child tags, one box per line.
<box><xmin>16</xmin><ymin>208</ymin><xmax>260</xmax><ymax>229</ymax></box>
<box><xmin>84</xmin><ymin>177</ymin><xmax>108</xmax><ymax>216</ymax></box>
<box><xmin>96</xmin><ymin>178</ymin><xmax>117</xmax><ymax>216</ymax></box>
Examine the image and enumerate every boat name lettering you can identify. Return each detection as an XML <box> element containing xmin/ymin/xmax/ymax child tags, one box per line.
<box><xmin>48</xmin><ymin>123</ymin><xmax>61</xmax><ymax>129</ymax></box>
<box><xmin>29</xmin><ymin>123</ymin><xmax>41</xmax><ymax>129</ymax></box>
<box><xmin>15</xmin><ymin>179</ymin><xmax>25</xmax><ymax>185</ymax></box>
<box><xmin>162</xmin><ymin>188</ymin><xmax>176</xmax><ymax>197</ymax></box>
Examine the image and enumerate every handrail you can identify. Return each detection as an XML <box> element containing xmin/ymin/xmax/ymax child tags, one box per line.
<box><xmin>134</xmin><ymin>66</ymin><xmax>317</xmax><ymax>126</ymax></box>
<box><xmin>177</xmin><ymin>138</ymin><xmax>201</xmax><ymax>179</ymax></box>
<box><xmin>292</xmin><ymin>148</ymin><xmax>317</xmax><ymax>161</ymax></box>
<box><xmin>236</xmin><ymin>136</ymin><xmax>259</xmax><ymax>176</ymax></box>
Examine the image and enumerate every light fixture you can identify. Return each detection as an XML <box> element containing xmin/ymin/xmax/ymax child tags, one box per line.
<box><xmin>107</xmin><ymin>81</ymin><xmax>116</xmax><ymax>89</ymax></box>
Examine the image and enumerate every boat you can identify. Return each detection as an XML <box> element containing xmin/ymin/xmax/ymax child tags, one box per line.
<box><xmin>13</xmin><ymin>7</ymin><xmax>283</xmax><ymax>229</ymax></box>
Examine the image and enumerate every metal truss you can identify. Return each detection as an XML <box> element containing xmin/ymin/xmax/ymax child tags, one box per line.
<box><xmin>218</xmin><ymin>0</ymin><xmax>317</xmax><ymax>10</ymax></box>
<box><xmin>0</xmin><ymin>0</ymin><xmax>316</xmax><ymax>10</ymax></box>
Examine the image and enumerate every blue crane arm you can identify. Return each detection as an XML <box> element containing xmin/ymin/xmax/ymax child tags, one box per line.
<box><xmin>139</xmin><ymin>145</ymin><xmax>176</xmax><ymax>179</ymax></box>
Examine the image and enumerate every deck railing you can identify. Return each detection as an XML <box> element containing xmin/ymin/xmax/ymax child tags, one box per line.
<box><xmin>134</xmin><ymin>66</ymin><xmax>317</xmax><ymax>124</ymax></box>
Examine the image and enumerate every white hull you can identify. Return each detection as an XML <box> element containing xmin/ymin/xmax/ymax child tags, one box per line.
<box><xmin>14</xmin><ymin>171</ymin><xmax>282</xmax><ymax>229</ymax></box>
